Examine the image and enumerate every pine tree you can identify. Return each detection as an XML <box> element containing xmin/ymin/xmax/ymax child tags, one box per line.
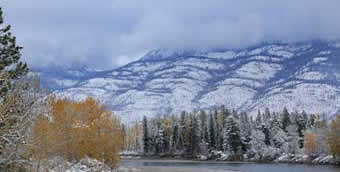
<box><xmin>264</xmin><ymin>108</ymin><xmax>271</xmax><ymax>120</ymax></box>
<box><xmin>0</xmin><ymin>8</ymin><xmax>28</xmax><ymax>97</ymax></box>
<box><xmin>208</xmin><ymin>113</ymin><xmax>216</xmax><ymax>149</ymax></box>
<box><xmin>296</xmin><ymin>111</ymin><xmax>307</xmax><ymax>148</ymax></box>
<box><xmin>281</xmin><ymin>107</ymin><xmax>291</xmax><ymax>132</ymax></box>
<box><xmin>191</xmin><ymin>115</ymin><xmax>199</xmax><ymax>156</ymax></box>
<box><xmin>262</xmin><ymin>124</ymin><xmax>271</xmax><ymax>146</ymax></box>
<box><xmin>255</xmin><ymin>110</ymin><xmax>262</xmax><ymax>126</ymax></box>
<box><xmin>155</xmin><ymin>121</ymin><xmax>165</xmax><ymax>154</ymax></box>
<box><xmin>172</xmin><ymin>124</ymin><xmax>179</xmax><ymax>151</ymax></box>
<box><xmin>223</xmin><ymin>116</ymin><xmax>242</xmax><ymax>154</ymax></box>
<box><xmin>269</xmin><ymin>115</ymin><xmax>286</xmax><ymax>148</ymax></box>
<box><xmin>222</xmin><ymin>108</ymin><xmax>231</xmax><ymax>128</ymax></box>
<box><xmin>179</xmin><ymin>111</ymin><xmax>187</xmax><ymax>151</ymax></box>
<box><xmin>239</xmin><ymin>112</ymin><xmax>251</xmax><ymax>152</ymax></box>
<box><xmin>307</xmin><ymin>114</ymin><xmax>316</xmax><ymax>128</ymax></box>
<box><xmin>214</xmin><ymin>110</ymin><xmax>222</xmax><ymax>150</ymax></box>
<box><xmin>186</xmin><ymin>114</ymin><xmax>199</xmax><ymax>156</ymax></box>
<box><xmin>143</xmin><ymin>116</ymin><xmax>149</xmax><ymax>154</ymax></box>
<box><xmin>199</xmin><ymin>110</ymin><xmax>208</xmax><ymax>143</ymax></box>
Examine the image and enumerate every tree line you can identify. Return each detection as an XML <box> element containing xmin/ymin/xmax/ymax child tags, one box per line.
<box><xmin>139</xmin><ymin>107</ymin><xmax>340</xmax><ymax>161</ymax></box>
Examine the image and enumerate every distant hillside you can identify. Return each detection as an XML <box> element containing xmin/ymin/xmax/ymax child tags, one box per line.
<box><xmin>38</xmin><ymin>41</ymin><xmax>340</xmax><ymax>121</ymax></box>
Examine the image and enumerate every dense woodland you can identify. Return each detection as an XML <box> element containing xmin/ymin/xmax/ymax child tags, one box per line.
<box><xmin>124</xmin><ymin>107</ymin><xmax>340</xmax><ymax>162</ymax></box>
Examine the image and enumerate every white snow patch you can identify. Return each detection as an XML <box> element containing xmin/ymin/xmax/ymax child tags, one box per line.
<box><xmin>250</xmin><ymin>83</ymin><xmax>340</xmax><ymax>117</ymax></box>
<box><xmin>318</xmin><ymin>51</ymin><xmax>331</xmax><ymax>55</ymax></box>
<box><xmin>249</xmin><ymin>56</ymin><xmax>282</xmax><ymax>62</ymax></box>
<box><xmin>53</xmin><ymin>79</ymin><xmax>78</xmax><ymax>87</ymax></box>
<box><xmin>220</xmin><ymin>78</ymin><xmax>264</xmax><ymax>88</ymax></box>
<box><xmin>297</xmin><ymin>71</ymin><xmax>327</xmax><ymax>80</ymax></box>
<box><xmin>248</xmin><ymin>48</ymin><xmax>264</xmax><ymax>56</ymax></box>
<box><xmin>204</xmin><ymin>51</ymin><xmax>237</xmax><ymax>60</ymax></box>
<box><xmin>235</xmin><ymin>62</ymin><xmax>282</xmax><ymax>80</ymax></box>
<box><xmin>313</xmin><ymin>57</ymin><xmax>328</xmax><ymax>63</ymax></box>
<box><xmin>175</xmin><ymin>58</ymin><xmax>225</xmax><ymax>70</ymax></box>
<box><xmin>199</xmin><ymin>85</ymin><xmax>256</xmax><ymax>109</ymax></box>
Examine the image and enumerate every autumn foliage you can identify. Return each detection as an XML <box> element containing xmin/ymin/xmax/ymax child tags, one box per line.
<box><xmin>327</xmin><ymin>115</ymin><xmax>340</xmax><ymax>157</ymax></box>
<box><xmin>30</xmin><ymin>97</ymin><xmax>124</xmax><ymax>167</ymax></box>
<box><xmin>304</xmin><ymin>132</ymin><xmax>319</xmax><ymax>155</ymax></box>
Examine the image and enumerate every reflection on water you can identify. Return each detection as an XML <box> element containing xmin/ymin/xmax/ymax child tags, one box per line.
<box><xmin>121</xmin><ymin>160</ymin><xmax>340</xmax><ymax>172</ymax></box>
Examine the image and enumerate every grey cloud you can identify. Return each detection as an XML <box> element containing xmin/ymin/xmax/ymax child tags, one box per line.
<box><xmin>2</xmin><ymin>0</ymin><xmax>340</xmax><ymax>69</ymax></box>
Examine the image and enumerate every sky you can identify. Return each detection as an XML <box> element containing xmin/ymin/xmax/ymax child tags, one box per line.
<box><xmin>2</xmin><ymin>0</ymin><xmax>340</xmax><ymax>69</ymax></box>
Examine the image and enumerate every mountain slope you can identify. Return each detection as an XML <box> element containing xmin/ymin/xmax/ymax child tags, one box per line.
<box><xmin>42</xmin><ymin>41</ymin><xmax>340</xmax><ymax>121</ymax></box>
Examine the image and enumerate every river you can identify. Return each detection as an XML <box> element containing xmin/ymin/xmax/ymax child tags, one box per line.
<box><xmin>121</xmin><ymin>159</ymin><xmax>340</xmax><ymax>172</ymax></box>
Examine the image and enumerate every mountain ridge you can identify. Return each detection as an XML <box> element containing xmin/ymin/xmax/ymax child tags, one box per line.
<box><xmin>38</xmin><ymin>41</ymin><xmax>340</xmax><ymax>121</ymax></box>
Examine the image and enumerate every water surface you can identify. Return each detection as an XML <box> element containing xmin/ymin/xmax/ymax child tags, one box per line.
<box><xmin>121</xmin><ymin>159</ymin><xmax>340</xmax><ymax>172</ymax></box>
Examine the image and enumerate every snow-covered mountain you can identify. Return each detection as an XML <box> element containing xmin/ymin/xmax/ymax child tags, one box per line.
<box><xmin>39</xmin><ymin>41</ymin><xmax>340</xmax><ymax>121</ymax></box>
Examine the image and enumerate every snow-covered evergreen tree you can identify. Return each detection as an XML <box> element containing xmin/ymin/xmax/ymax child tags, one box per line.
<box><xmin>208</xmin><ymin>112</ymin><xmax>216</xmax><ymax>150</ymax></box>
<box><xmin>171</xmin><ymin>124</ymin><xmax>179</xmax><ymax>151</ymax></box>
<box><xmin>154</xmin><ymin>121</ymin><xmax>165</xmax><ymax>154</ymax></box>
<box><xmin>143</xmin><ymin>116</ymin><xmax>149</xmax><ymax>153</ymax></box>
<box><xmin>223</xmin><ymin>116</ymin><xmax>242</xmax><ymax>154</ymax></box>
<box><xmin>281</xmin><ymin>107</ymin><xmax>291</xmax><ymax>132</ymax></box>
<box><xmin>239</xmin><ymin>112</ymin><xmax>251</xmax><ymax>152</ymax></box>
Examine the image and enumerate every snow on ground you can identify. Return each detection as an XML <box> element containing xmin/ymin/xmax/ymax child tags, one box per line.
<box><xmin>219</xmin><ymin>78</ymin><xmax>264</xmax><ymax>88</ymax></box>
<box><xmin>249</xmin><ymin>55</ymin><xmax>282</xmax><ymax>62</ymax></box>
<box><xmin>204</xmin><ymin>51</ymin><xmax>237</xmax><ymax>60</ymax></box>
<box><xmin>175</xmin><ymin>58</ymin><xmax>225</xmax><ymax>70</ymax></box>
<box><xmin>126</xmin><ymin>62</ymin><xmax>168</xmax><ymax>72</ymax></box>
<box><xmin>248</xmin><ymin>47</ymin><xmax>265</xmax><ymax>56</ymax></box>
<box><xmin>57</xmin><ymin>88</ymin><xmax>108</xmax><ymax>101</ymax></box>
<box><xmin>318</xmin><ymin>51</ymin><xmax>331</xmax><ymax>55</ymax></box>
<box><xmin>52</xmin><ymin>42</ymin><xmax>340</xmax><ymax>122</ymax></box>
<box><xmin>52</xmin><ymin>79</ymin><xmax>78</xmax><ymax>87</ymax></box>
<box><xmin>250</xmin><ymin>83</ymin><xmax>340</xmax><ymax>116</ymax></box>
<box><xmin>235</xmin><ymin>62</ymin><xmax>282</xmax><ymax>80</ymax></box>
<box><xmin>267</xmin><ymin>46</ymin><xmax>294</xmax><ymax>58</ymax></box>
<box><xmin>296</xmin><ymin>71</ymin><xmax>327</xmax><ymax>80</ymax></box>
<box><xmin>200</xmin><ymin>85</ymin><xmax>256</xmax><ymax>109</ymax></box>
<box><xmin>313</xmin><ymin>57</ymin><xmax>328</xmax><ymax>63</ymax></box>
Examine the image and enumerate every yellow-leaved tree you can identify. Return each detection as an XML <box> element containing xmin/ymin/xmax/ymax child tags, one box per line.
<box><xmin>327</xmin><ymin>115</ymin><xmax>340</xmax><ymax>157</ymax></box>
<box><xmin>30</xmin><ymin>97</ymin><xmax>124</xmax><ymax>168</ymax></box>
<box><xmin>304</xmin><ymin>132</ymin><xmax>319</xmax><ymax>156</ymax></box>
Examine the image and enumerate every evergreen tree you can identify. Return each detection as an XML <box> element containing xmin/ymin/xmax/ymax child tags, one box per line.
<box><xmin>179</xmin><ymin>111</ymin><xmax>187</xmax><ymax>150</ymax></box>
<box><xmin>155</xmin><ymin>121</ymin><xmax>165</xmax><ymax>154</ymax></box>
<box><xmin>143</xmin><ymin>116</ymin><xmax>149</xmax><ymax>153</ymax></box>
<box><xmin>255</xmin><ymin>110</ymin><xmax>262</xmax><ymax>126</ymax></box>
<box><xmin>208</xmin><ymin>113</ymin><xmax>216</xmax><ymax>149</ymax></box>
<box><xmin>214</xmin><ymin>110</ymin><xmax>222</xmax><ymax>150</ymax></box>
<box><xmin>223</xmin><ymin>116</ymin><xmax>242</xmax><ymax>154</ymax></box>
<box><xmin>0</xmin><ymin>8</ymin><xmax>28</xmax><ymax>97</ymax></box>
<box><xmin>269</xmin><ymin>115</ymin><xmax>286</xmax><ymax>148</ymax></box>
<box><xmin>172</xmin><ymin>124</ymin><xmax>179</xmax><ymax>151</ymax></box>
<box><xmin>264</xmin><ymin>108</ymin><xmax>271</xmax><ymax>120</ymax></box>
<box><xmin>262</xmin><ymin>124</ymin><xmax>271</xmax><ymax>146</ymax></box>
<box><xmin>307</xmin><ymin>114</ymin><xmax>316</xmax><ymax>128</ymax></box>
<box><xmin>296</xmin><ymin>111</ymin><xmax>307</xmax><ymax>148</ymax></box>
<box><xmin>239</xmin><ymin>112</ymin><xmax>251</xmax><ymax>152</ymax></box>
<box><xmin>222</xmin><ymin>108</ymin><xmax>231</xmax><ymax>128</ymax></box>
<box><xmin>281</xmin><ymin>107</ymin><xmax>291</xmax><ymax>132</ymax></box>
<box><xmin>199</xmin><ymin>110</ymin><xmax>208</xmax><ymax>143</ymax></box>
<box><xmin>191</xmin><ymin>115</ymin><xmax>200</xmax><ymax>155</ymax></box>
